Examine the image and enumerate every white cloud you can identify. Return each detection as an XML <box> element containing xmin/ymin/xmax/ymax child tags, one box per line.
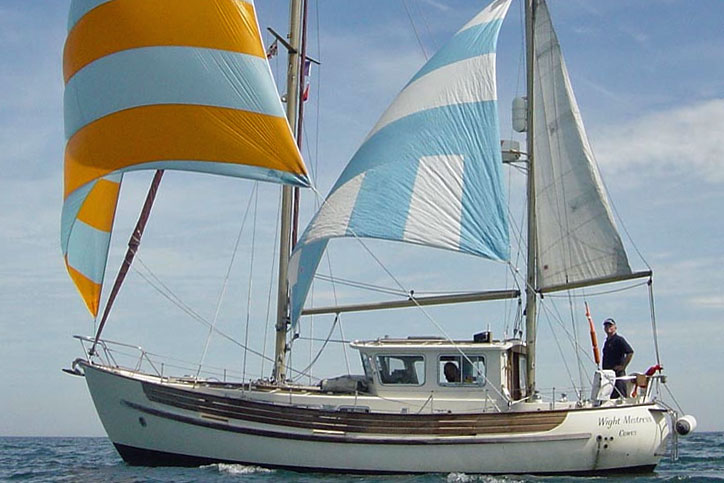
<box><xmin>689</xmin><ymin>295</ymin><xmax>724</xmax><ymax>310</ymax></box>
<box><xmin>644</xmin><ymin>256</ymin><xmax>724</xmax><ymax>316</ymax></box>
<box><xmin>595</xmin><ymin>98</ymin><xmax>724</xmax><ymax>183</ymax></box>
<box><xmin>420</xmin><ymin>0</ymin><xmax>450</xmax><ymax>12</ymax></box>
<box><xmin>618</xmin><ymin>25</ymin><xmax>649</xmax><ymax>46</ymax></box>
<box><xmin>569</xmin><ymin>0</ymin><xmax>601</xmax><ymax>17</ymax></box>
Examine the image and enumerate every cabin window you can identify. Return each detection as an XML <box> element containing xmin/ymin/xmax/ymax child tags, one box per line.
<box><xmin>375</xmin><ymin>355</ymin><xmax>425</xmax><ymax>385</ymax></box>
<box><xmin>507</xmin><ymin>350</ymin><xmax>526</xmax><ymax>400</ymax></box>
<box><xmin>361</xmin><ymin>354</ymin><xmax>374</xmax><ymax>383</ymax></box>
<box><xmin>518</xmin><ymin>354</ymin><xmax>528</xmax><ymax>394</ymax></box>
<box><xmin>438</xmin><ymin>355</ymin><xmax>486</xmax><ymax>386</ymax></box>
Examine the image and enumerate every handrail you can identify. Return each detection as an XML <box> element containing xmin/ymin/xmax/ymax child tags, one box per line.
<box><xmin>74</xmin><ymin>335</ymin><xmax>248</xmax><ymax>382</ymax></box>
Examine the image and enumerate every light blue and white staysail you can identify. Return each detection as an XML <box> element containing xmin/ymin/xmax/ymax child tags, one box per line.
<box><xmin>289</xmin><ymin>0</ymin><xmax>512</xmax><ymax>326</ymax></box>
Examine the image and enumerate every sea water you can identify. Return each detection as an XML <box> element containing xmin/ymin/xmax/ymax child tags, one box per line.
<box><xmin>1</xmin><ymin>433</ymin><xmax>722</xmax><ymax>482</ymax></box>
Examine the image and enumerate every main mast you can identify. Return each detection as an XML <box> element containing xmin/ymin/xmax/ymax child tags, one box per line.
<box><xmin>524</xmin><ymin>0</ymin><xmax>538</xmax><ymax>397</ymax></box>
<box><xmin>273</xmin><ymin>0</ymin><xmax>304</xmax><ymax>382</ymax></box>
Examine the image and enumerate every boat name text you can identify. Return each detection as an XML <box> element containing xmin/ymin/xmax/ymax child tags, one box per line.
<box><xmin>598</xmin><ymin>415</ymin><xmax>652</xmax><ymax>430</ymax></box>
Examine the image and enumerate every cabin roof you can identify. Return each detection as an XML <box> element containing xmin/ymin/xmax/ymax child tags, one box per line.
<box><xmin>351</xmin><ymin>337</ymin><xmax>524</xmax><ymax>352</ymax></box>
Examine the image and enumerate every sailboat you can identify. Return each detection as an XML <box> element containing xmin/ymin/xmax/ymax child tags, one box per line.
<box><xmin>61</xmin><ymin>0</ymin><xmax>696</xmax><ymax>474</ymax></box>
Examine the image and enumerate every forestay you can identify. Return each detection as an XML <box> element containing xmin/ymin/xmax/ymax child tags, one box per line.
<box><xmin>61</xmin><ymin>0</ymin><xmax>309</xmax><ymax>316</ymax></box>
<box><xmin>532</xmin><ymin>1</ymin><xmax>632</xmax><ymax>291</ymax></box>
<box><xmin>289</xmin><ymin>0</ymin><xmax>513</xmax><ymax>326</ymax></box>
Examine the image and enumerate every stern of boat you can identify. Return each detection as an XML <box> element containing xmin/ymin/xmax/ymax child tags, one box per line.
<box><xmin>574</xmin><ymin>403</ymin><xmax>672</xmax><ymax>472</ymax></box>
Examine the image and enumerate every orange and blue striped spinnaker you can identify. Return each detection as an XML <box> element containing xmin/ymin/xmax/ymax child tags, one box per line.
<box><xmin>61</xmin><ymin>0</ymin><xmax>309</xmax><ymax>316</ymax></box>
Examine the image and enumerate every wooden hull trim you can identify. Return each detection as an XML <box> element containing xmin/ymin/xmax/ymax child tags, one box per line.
<box><xmin>141</xmin><ymin>380</ymin><xmax>567</xmax><ymax>435</ymax></box>
<box><xmin>123</xmin><ymin>399</ymin><xmax>591</xmax><ymax>445</ymax></box>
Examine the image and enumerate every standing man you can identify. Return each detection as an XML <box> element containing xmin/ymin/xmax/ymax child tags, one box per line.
<box><xmin>602</xmin><ymin>318</ymin><xmax>634</xmax><ymax>398</ymax></box>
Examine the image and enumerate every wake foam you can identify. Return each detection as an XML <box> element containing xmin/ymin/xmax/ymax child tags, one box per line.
<box><xmin>202</xmin><ymin>463</ymin><xmax>275</xmax><ymax>475</ymax></box>
<box><xmin>447</xmin><ymin>473</ymin><xmax>525</xmax><ymax>483</ymax></box>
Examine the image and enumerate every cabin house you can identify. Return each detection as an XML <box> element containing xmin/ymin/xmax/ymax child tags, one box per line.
<box><xmin>347</xmin><ymin>335</ymin><xmax>528</xmax><ymax>412</ymax></box>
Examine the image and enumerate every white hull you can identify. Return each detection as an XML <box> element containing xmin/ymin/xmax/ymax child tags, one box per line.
<box><xmin>81</xmin><ymin>361</ymin><xmax>671</xmax><ymax>474</ymax></box>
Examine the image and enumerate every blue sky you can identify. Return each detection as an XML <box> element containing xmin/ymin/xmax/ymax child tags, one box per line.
<box><xmin>1</xmin><ymin>0</ymin><xmax>722</xmax><ymax>436</ymax></box>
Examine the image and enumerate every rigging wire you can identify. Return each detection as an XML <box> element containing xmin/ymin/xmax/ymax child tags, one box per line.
<box><xmin>648</xmin><ymin>279</ymin><xmax>662</xmax><ymax>367</ymax></box>
<box><xmin>501</xmin><ymin>0</ymin><xmax>528</xmax><ymax>341</ymax></box>
<box><xmin>401</xmin><ymin>0</ymin><xmax>429</xmax><ymax>61</ymax></box>
<box><xmin>541</xmin><ymin>294</ymin><xmax>596</xmax><ymax>367</ymax></box>
<box><xmin>242</xmin><ymin>184</ymin><xmax>259</xmax><ymax>382</ymax></box>
<box><xmin>132</xmin><ymin>259</ymin><xmax>268</xmax><ymax>362</ymax></box>
<box><xmin>131</xmin><ymin>254</ymin><xmax>321</xmax><ymax>380</ymax></box>
<box><xmin>515</xmin><ymin>0</ymin><xmax>525</xmax><ymax>105</ymax></box>
<box><xmin>542</xmin><ymin>280</ymin><xmax>649</xmax><ymax>298</ymax></box>
<box><xmin>410</xmin><ymin>0</ymin><xmax>436</xmax><ymax>53</ymax></box>
<box><xmin>503</xmin><ymin>173</ymin><xmax>516</xmax><ymax>337</ymax></box>
<box><xmin>289</xmin><ymin>232</ymin><xmax>352</xmax><ymax>381</ymax></box>
<box><xmin>114</xmin><ymin>184</ymin><xmax>311</xmax><ymax>380</ymax></box>
<box><xmin>541</xmin><ymin>304</ymin><xmax>595</xmax><ymax>394</ymax></box>
<box><xmin>308</xmin><ymin>283</ymin><xmax>315</xmax><ymax>385</ymax></box>
<box><xmin>565</xmin><ymin>288</ymin><xmax>585</xmax><ymax>400</ymax></box>
<box><xmin>501</xmin><ymin>14</ymin><xmax>529</xmax><ymax>345</ymax></box>
<box><xmin>297</xmin><ymin>336</ymin><xmax>350</xmax><ymax>345</ymax></box>
<box><xmin>513</xmin><ymin>256</ymin><xmax>598</xmax><ymax>392</ymax></box>
<box><xmin>309</xmin><ymin>0</ymin><xmax>323</xmax><ymax>385</ymax></box>
<box><xmin>513</xmin><ymin>258</ymin><xmax>590</xmax><ymax>393</ymax></box>
<box><xmin>313</xmin><ymin>273</ymin><xmax>408</xmax><ymax>297</ymax></box>
<box><xmin>323</xmin><ymin>241</ymin><xmax>352</xmax><ymax>375</ymax></box>
<box><xmin>603</xmin><ymin>182</ymin><xmax>652</xmax><ymax>271</ymax></box>
<box><xmin>292</xmin><ymin>314</ymin><xmax>341</xmax><ymax>382</ymax></box>
<box><xmin>197</xmin><ymin>182</ymin><xmax>259</xmax><ymax>377</ymax></box>
<box><xmin>506</xmin><ymin>206</ymin><xmax>528</xmax><ymax>276</ymax></box>
<box><xmin>542</xmin><ymin>311</ymin><xmax>578</xmax><ymax>398</ymax></box>
<box><xmin>313</xmin><ymin>0</ymin><xmax>322</xmax><ymax>182</ymax></box>
<box><xmin>505</xmin><ymin>173</ymin><xmax>528</xmax><ymax>339</ymax></box>
<box><xmin>132</xmin><ymin>257</ymin><xmax>206</xmax><ymax>325</ymax></box>
<box><xmin>661</xmin><ymin>381</ymin><xmax>685</xmax><ymax>414</ymax></box>
<box><xmin>316</xmin><ymin>272</ymin><xmax>516</xmax><ymax>299</ymax></box>
<box><xmin>261</xmin><ymin>186</ymin><xmax>282</xmax><ymax>378</ymax></box>
<box><xmin>288</xmin><ymin>231</ymin><xmax>349</xmax><ymax>382</ymax></box>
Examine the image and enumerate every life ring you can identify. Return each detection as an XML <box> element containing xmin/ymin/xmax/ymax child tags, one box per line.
<box><xmin>631</xmin><ymin>364</ymin><xmax>662</xmax><ymax>397</ymax></box>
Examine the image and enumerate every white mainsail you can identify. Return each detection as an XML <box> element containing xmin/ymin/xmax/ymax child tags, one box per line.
<box><xmin>532</xmin><ymin>1</ymin><xmax>632</xmax><ymax>292</ymax></box>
